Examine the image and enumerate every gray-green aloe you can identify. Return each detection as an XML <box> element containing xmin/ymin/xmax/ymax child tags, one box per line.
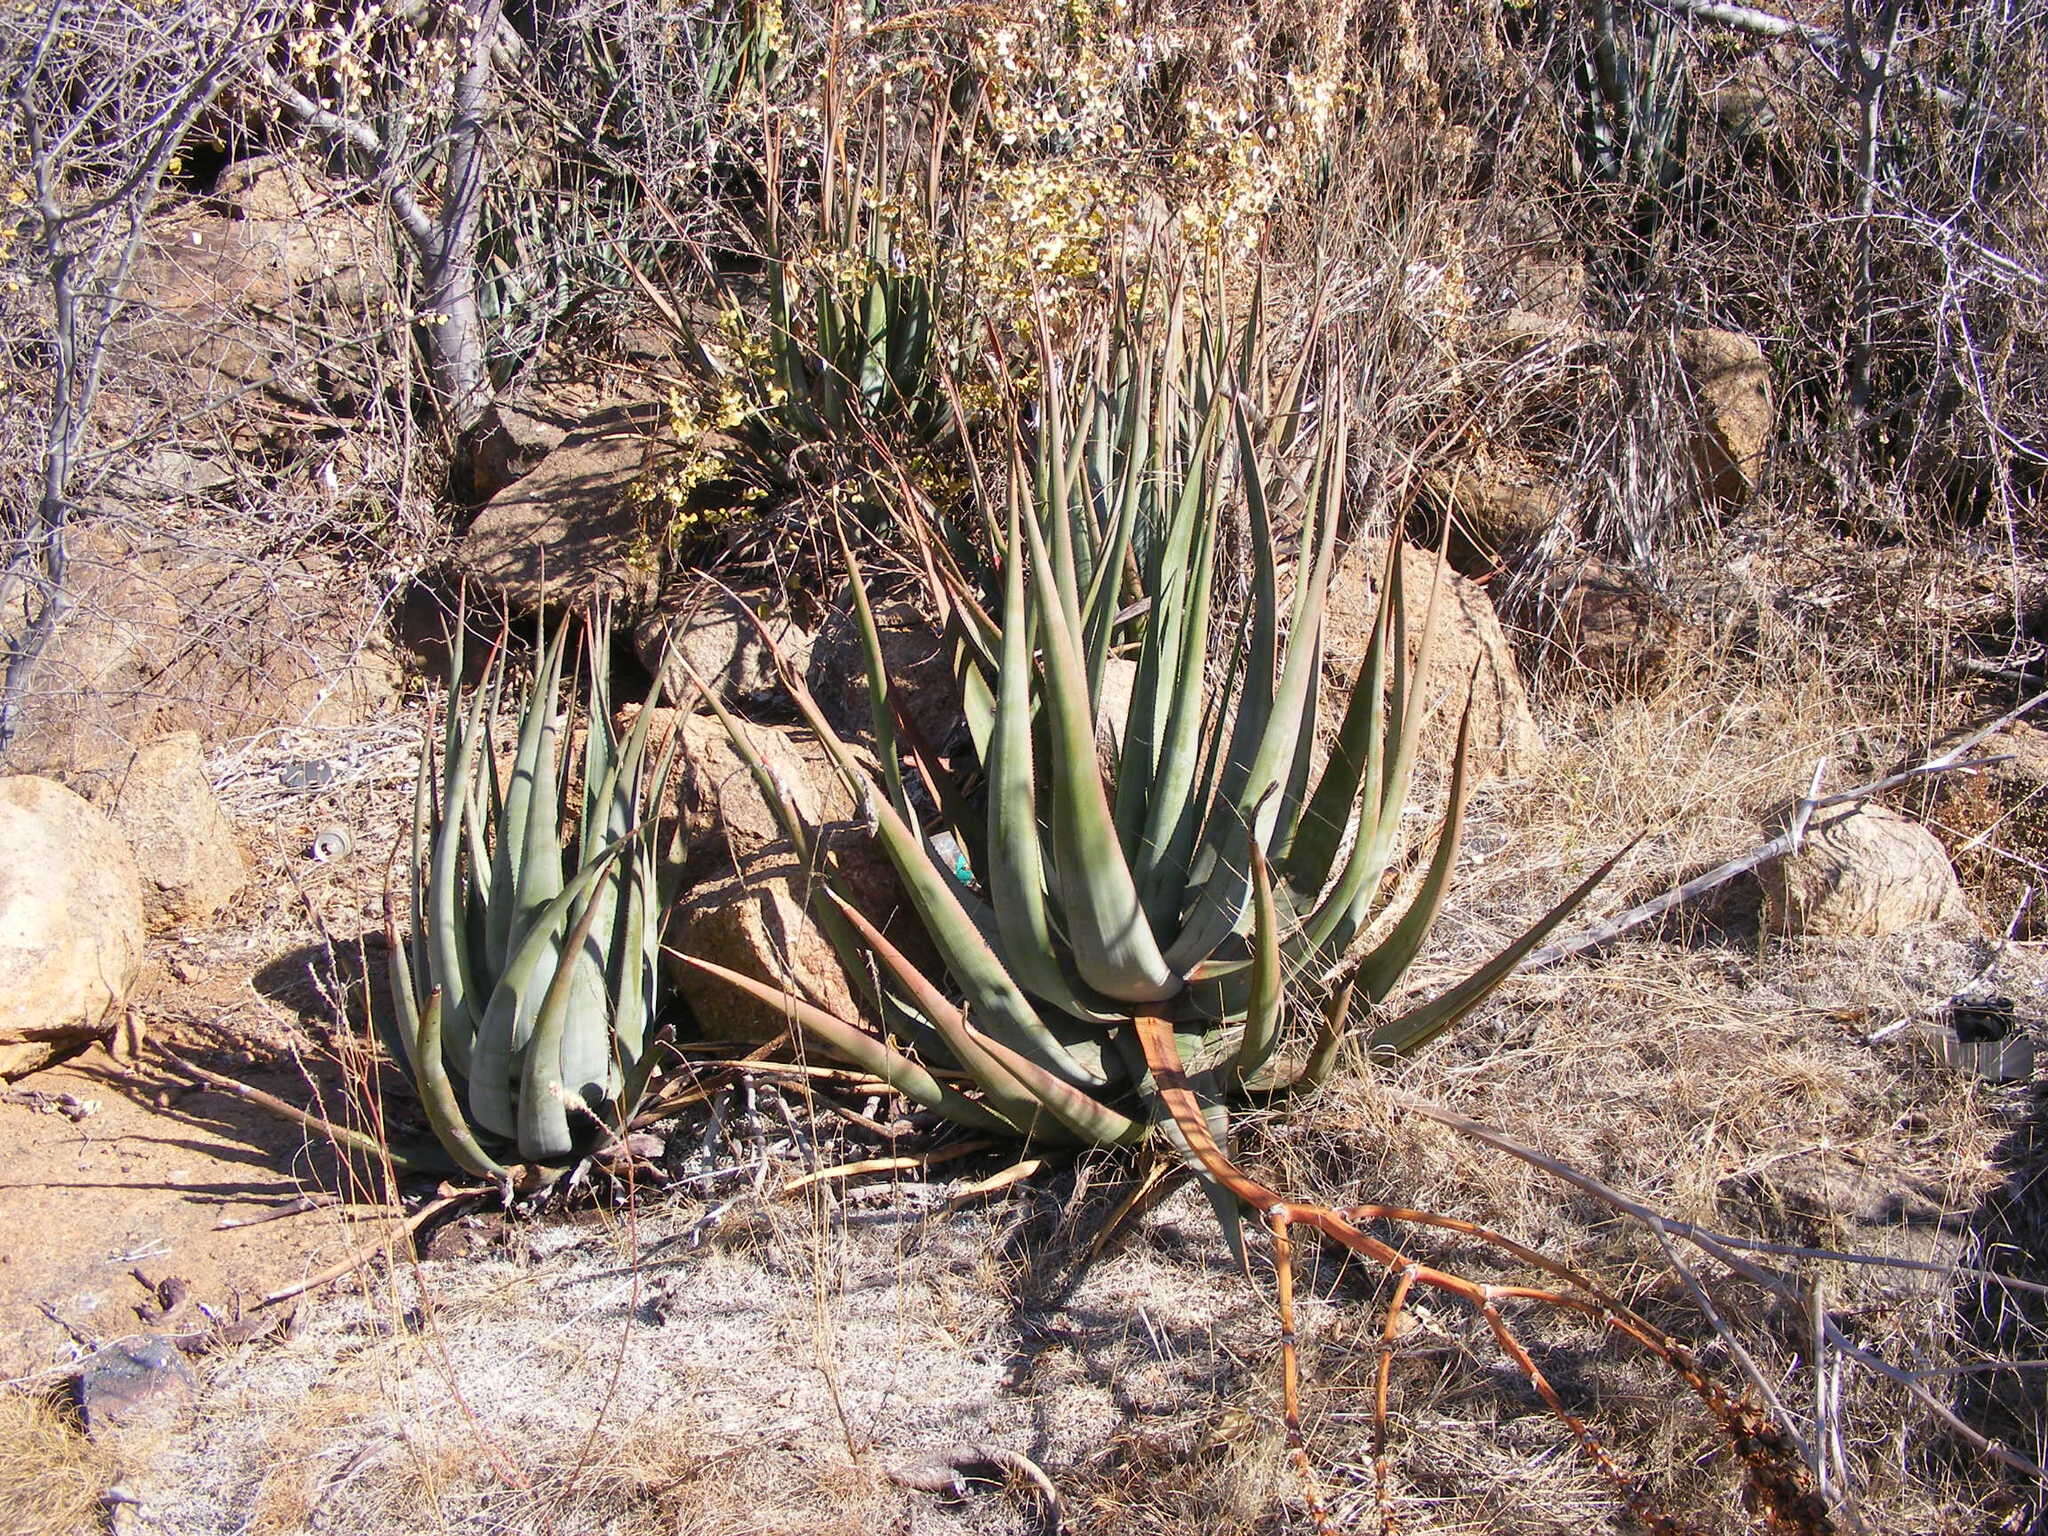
<box><xmin>681</xmin><ymin>297</ymin><xmax>1616</xmax><ymax>1241</ymax></box>
<box><xmin>386</xmin><ymin>615</ymin><xmax>674</xmax><ymax>1177</ymax></box>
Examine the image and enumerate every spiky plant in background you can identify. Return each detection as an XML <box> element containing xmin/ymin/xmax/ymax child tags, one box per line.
<box><xmin>651</xmin><ymin>68</ymin><xmax>967</xmax><ymax>492</ymax></box>
<box><xmin>384</xmin><ymin>613</ymin><xmax>676</xmax><ymax>1179</ymax></box>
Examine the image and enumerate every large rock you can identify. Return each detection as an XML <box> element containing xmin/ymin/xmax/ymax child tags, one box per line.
<box><xmin>98</xmin><ymin>732</ymin><xmax>249</xmax><ymax>932</ymax></box>
<box><xmin>457</xmin><ymin>383</ymin><xmax>608</xmax><ymax>503</ymax></box>
<box><xmin>1321</xmin><ymin>541</ymin><xmax>1543</xmax><ymax>780</ymax></box>
<box><xmin>673</xmin><ymin>875</ymin><xmax>866</xmax><ymax>1047</ymax></box>
<box><xmin>1420</xmin><ymin>457</ymin><xmax>1565</xmax><ymax>574</ymax></box>
<box><xmin>808</xmin><ymin>598</ymin><xmax>964</xmax><ymax>752</ymax></box>
<box><xmin>634</xmin><ymin>581</ymin><xmax>812</xmax><ymax>710</ymax></box>
<box><xmin>1760</xmin><ymin>801</ymin><xmax>1968</xmax><ymax>938</ymax></box>
<box><xmin>0</xmin><ymin>522</ymin><xmax>183</xmax><ymax>775</ymax></box>
<box><xmin>113</xmin><ymin>191</ymin><xmax>392</xmax><ymax>400</ymax></box>
<box><xmin>0</xmin><ymin>777</ymin><xmax>146</xmax><ymax>1078</ymax></box>
<box><xmin>1676</xmin><ymin>328</ymin><xmax>1773</xmax><ymax>506</ymax></box>
<box><xmin>1533</xmin><ymin>558</ymin><xmax>1681</xmax><ymax>688</ymax></box>
<box><xmin>212</xmin><ymin>155</ymin><xmax>323</xmax><ymax>223</ymax></box>
<box><xmin>651</xmin><ymin>712</ymin><xmax>914</xmax><ymax>1045</ymax></box>
<box><xmin>456</xmin><ymin>402</ymin><xmax>664</xmax><ymax>612</ymax></box>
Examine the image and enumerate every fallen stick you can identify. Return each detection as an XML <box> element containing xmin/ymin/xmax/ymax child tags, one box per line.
<box><xmin>214</xmin><ymin>1194</ymin><xmax>346</xmax><ymax>1229</ymax></box>
<box><xmin>782</xmin><ymin>1140</ymin><xmax>991</xmax><ymax>1195</ymax></box>
<box><xmin>947</xmin><ymin>1157</ymin><xmax>1049</xmax><ymax>1207</ymax></box>
<box><xmin>890</xmin><ymin>1443</ymin><xmax>1062</xmax><ymax>1534</ymax></box>
<box><xmin>255</xmin><ymin>1189</ymin><xmax>484</xmax><ymax>1308</ymax></box>
<box><xmin>154</xmin><ymin>1050</ymin><xmax>425</xmax><ymax>1171</ymax></box>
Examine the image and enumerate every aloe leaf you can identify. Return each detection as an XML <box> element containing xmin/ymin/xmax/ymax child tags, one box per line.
<box><xmin>469</xmin><ymin>845</ymin><xmax>629</xmax><ymax>1139</ymax></box>
<box><xmin>427</xmin><ymin>678</ymin><xmax>491</xmax><ymax>1077</ymax></box>
<box><xmin>825</xmin><ymin>892</ymin><xmax>1141</xmax><ymax>1145</ymax></box>
<box><xmin>1298</xmin><ymin>544</ymin><xmax>1442</xmax><ymax>961</ymax></box>
<box><xmin>518</xmin><ymin>841</ymin><xmax>629</xmax><ymax>1160</ymax></box>
<box><xmin>415</xmin><ymin>989</ymin><xmax>511</xmax><ymax>1179</ymax></box>
<box><xmin>1127</xmin><ymin>401</ymin><xmax>1224</xmax><ymax>928</ymax></box>
<box><xmin>858</xmin><ymin>273</ymin><xmax>889</xmax><ymax>408</ymax></box>
<box><xmin>1353</xmin><ymin>697</ymin><xmax>1477</xmax><ymax>1005</ymax></box>
<box><xmin>488</xmin><ymin>636</ymin><xmax>549</xmax><ymax>970</ymax></box>
<box><xmin>1287</xmin><ymin>536</ymin><xmax>1398</xmax><ymax>901</ymax></box>
<box><xmin>672</xmin><ymin>951</ymin><xmax>1016</xmax><ymax>1134</ymax></box>
<box><xmin>1193</xmin><ymin>1095</ymin><xmax>1249</xmax><ymax>1272</ymax></box>
<box><xmin>558</xmin><ymin>863</ymin><xmax>622</xmax><ymax>1113</ymax></box>
<box><xmin>987</xmin><ymin>489</ymin><xmax>1077</xmax><ymax>1012</ymax></box>
<box><xmin>1038</xmin><ymin>346</ymin><xmax>1088</xmax><ymax>651</ymax></box>
<box><xmin>580</xmin><ymin>614</ymin><xmax>619</xmax><ymax>864</ymax></box>
<box><xmin>382</xmin><ymin>893</ymin><xmax>424</xmax><ymax>1077</ymax></box>
<box><xmin>1079</xmin><ymin>325</ymin><xmax>1148</xmax><ymax>681</ymax></box>
<box><xmin>1269</xmin><ymin>410</ymin><xmax>1348</xmax><ymax>859</ymax></box>
<box><xmin>1367</xmin><ymin>840</ymin><xmax>1637</xmax><ymax>1058</ymax></box>
<box><xmin>1297</xmin><ymin>976</ymin><xmax>1357</xmax><ymax>1092</ymax></box>
<box><xmin>1229</xmin><ymin>845</ymin><xmax>1284</xmax><ymax>1083</ymax></box>
<box><xmin>1115</xmin><ymin>1030</ymin><xmax>1249</xmax><ymax>1259</ymax></box>
<box><xmin>1018</xmin><ymin>465</ymin><xmax>1178</xmax><ymax>1003</ymax></box>
<box><xmin>731</xmin><ymin>626</ymin><xmax>1118</xmax><ymax>1085</ymax></box>
<box><xmin>833</xmin><ymin>520</ymin><xmax>909</xmax><ymax>823</ymax></box>
<box><xmin>1163</xmin><ymin>402</ymin><xmax>1290</xmax><ymax>974</ymax></box>
<box><xmin>605</xmin><ymin>846</ymin><xmax>655</xmax><ymax>1110</ymax></box>
<box><xmin>514</xmin><ymin>625</ymin><xmax>571</xmax><ymax>939</ymax></box>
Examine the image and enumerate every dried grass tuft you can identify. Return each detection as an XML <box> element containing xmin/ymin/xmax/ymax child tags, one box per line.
<box><xmin>0</xmin><ymin>1392</ymin><xmax>117</xmax><ymax>1536</ymax></box>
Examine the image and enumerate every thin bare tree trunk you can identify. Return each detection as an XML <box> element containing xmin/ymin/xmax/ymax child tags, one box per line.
<box><xmin>423</xmin><ymin>0</ymin><xmax>499</xmax><ymax>431</ymax></box>
<box><xmin>1843</xmin><ymin>0</ymin><xmax>1905</xmax><ymax>425</ymax></box>
<box><xmin>262</xmin><ymin>0</ymin><xmax>504</xmax><ymax>434</ymax></box>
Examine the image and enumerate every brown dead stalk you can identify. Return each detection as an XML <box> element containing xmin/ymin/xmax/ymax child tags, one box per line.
<box><xmin>1133</xmin><ymin>1014</ymin><xmax>1832</xmax><ymax>1536</ymax></box>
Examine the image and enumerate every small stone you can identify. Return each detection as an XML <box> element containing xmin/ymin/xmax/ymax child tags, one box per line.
<box><xmin>77</xmin><ymin>1336</ymin><xmax>197</xmax><ymax>1434</ymax></box>
<box><xmin>1760</xmin><ymin>801</ymin><xmax>1969</xmax><ymax>938</ymax></box>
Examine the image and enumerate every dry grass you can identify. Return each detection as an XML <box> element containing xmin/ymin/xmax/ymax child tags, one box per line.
<box><xmin>0</xmin><ymin>1392</ymin><xmax>119</xmax><ymax>1536</ymax></box>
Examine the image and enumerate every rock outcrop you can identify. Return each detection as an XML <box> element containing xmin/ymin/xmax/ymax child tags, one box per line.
<box><xmin>98</xmin><ymin>732</ymin><xmax>249</xmax><ymax>932</ymax></box>
<box><xmin>1676</xmin><ymin>328</ymin><xmax>1773</xmax><ymax>507</ymax></box>
<box><xmin>1321</xmin><ymin>540</ymin><xmax>1543</xmax><ymax>780</ymax></box>
<box><xmin>634</xmin><ymin>582</ymin><xmax>813</xmax><ymax>710</ymax></box>
<box><xmin>0</xmin><ymin>777</ymin><xmax>146</xmax><ymax>1079</ymax></box>
<box><xmin>651</xmin><ymin>711</ymin><xmax>913</xmax><ymax>1045</ymax></box>
<box><xmin>456</xmin><ymin>402</ymin><xmax>664</xmax><ymax>612</ymax></box>
<box><xmin>0</xmin><ymin>520</ymin><xmax>401</xmax><ymax>783</ymax></box>
<box><xmin>1421</xmin><ymin>458</ymin><xmax>1564</xmax><ymax>574</ymax></box>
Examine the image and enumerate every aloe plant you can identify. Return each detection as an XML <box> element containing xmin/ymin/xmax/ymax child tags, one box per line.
<box><xmin>678</xmin><ymin>301</ymin><xmax>1619</xmax><ymax>1236</ymax></box>
<box><xmin>664</xmin><ymin>77</ymin><xmax>965</xmax><ymax>490</ymax></box>
<box><xmin>385</xmin><ymin>614</ymin><xmax>676</xmax><ymax>1177</ymax></box>
<box><xmin>676</xmin><ymin>306</ymin><xmax>1819</xmax><ymax>1521</ymax></box>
